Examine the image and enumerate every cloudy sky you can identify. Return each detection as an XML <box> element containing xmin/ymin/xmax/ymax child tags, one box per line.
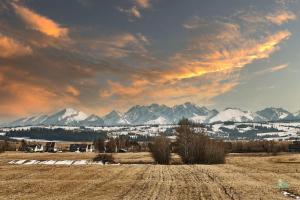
<box><xmin>0</xmin><ymin>0</ymin><xmax>299</xmax><ymax>120</ymax></box>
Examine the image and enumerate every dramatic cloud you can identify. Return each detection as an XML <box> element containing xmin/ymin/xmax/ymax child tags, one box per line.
<box><xmin>100</xmin><ymin>15</ymin><xmax>292</xmax><ymax>111</ymax></box>
<box><xmin>0</xmin><ymin>1</ymin><xmax>297</xmax><ymax>120</ymax></box>
<box><xmin>12</xmin><ymin>3</ymin><xmax>69</xmax><ymax>38</ymax></box>
<box><xmin>168</xmin><ymin>22</ymin><xmax>290</xmax><ymax>81</ymax></box>
<box><xmin>0</xmin><ymin>35</ymin><xmax>32</xmax><ymax>58</ymax></box>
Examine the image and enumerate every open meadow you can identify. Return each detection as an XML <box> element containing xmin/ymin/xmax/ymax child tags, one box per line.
<box><xmin>0</xmin><ymin>152</ymin><xmax>300</xmax><ymax>200</ymax></box>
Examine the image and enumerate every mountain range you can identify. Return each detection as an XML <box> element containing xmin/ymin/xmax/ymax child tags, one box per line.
<box><xmin>3</xmin><ymin>102</ymin><xmax>300</xmax><ymax>127</ymax></box>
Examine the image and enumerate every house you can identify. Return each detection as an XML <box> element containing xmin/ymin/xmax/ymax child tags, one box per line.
<box><xmin>69</xmin><ymin>144</ymin><xmax>94</xmax><ymax>152</ymax></box>
<box><xmin>288</xmin><ymin>141</ymin><xmax>300</xmax><ymax>152</ymax></box>
<box><xmin>45</xmin><ymin>142</ymin><xmax>57</xmax><ymax>152</ymax></box>
<box><xmin>25</xmin><ymin>144</ymin><xmax>44</xmax><ymax>152</ymax></box>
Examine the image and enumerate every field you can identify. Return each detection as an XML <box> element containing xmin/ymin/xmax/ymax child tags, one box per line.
<box><xmin>0</xmin><ymin>152</ymin><xmax>300</xmax><ymax>200</ymax></box>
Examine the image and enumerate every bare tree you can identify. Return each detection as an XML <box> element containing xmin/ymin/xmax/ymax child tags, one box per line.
<box><xmin>149</xmin><ymin>136</ymin><xmax>171</xmax><ymax>165</ymax></box>
<box><xmin>94</xmin><ymin>138</ymin><xmax>105</xmax><ymax>153</ymax></box>
<box><xmin>176</xmin><ymin>119</ymin><xmax>226</xmax><ymax>164</ymax></box>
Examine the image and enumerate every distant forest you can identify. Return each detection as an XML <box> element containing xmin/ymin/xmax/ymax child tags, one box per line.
<box><xmin>6</xmin><ymin>128</ymin><xmax>107</xmax><ymax>141</ymax></box>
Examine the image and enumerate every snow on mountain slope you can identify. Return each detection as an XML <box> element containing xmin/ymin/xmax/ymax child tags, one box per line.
<box><xmin>25</xmin><ymin>115</ymin><xmax>48</xmax><ymax>125</ymax></box>
<box><xmin>8</xmin><ymin>115</ymin><xmax>48</xmax><ymax>127</ymax></box>
<box><xmin>81</xmin><ymin>114</ymin><xmax>104</xmax><ymax>126</ymax></box>
<box><xmin>103</xmin><ymin>111</ymin><xmax>129</xmax><ymax>125</ymax></box>
<box><xmin>256</xmin><ymin>107</ymin><xmax>294</xmax><ymax>121</ymax></box>
<box><xmin>146</xmin><ymin>116</ymin><xmax>168</xmax><ymax>125</ymax></box>
<box><xmin>124</xmin><ymin>105</ymin><xmax>160</xmax><ymax>124</ymax></box>
<box><xmin>190</xmin><ymin>114</ymin><xmax>209</xmax><ymax>123</ymax></box>
<box><xmin>44</xmin><ymin>108</ymin><xmax>88</xmax><ymax>125</ymax></box>
<box><xmin>294</xmin><ymin>111</ymin><xmax>300</xmax><ymax>119</ymax></box>
<box><xmin>8</xmin><ymin>117</ymin><xmax>31</xmax><ymax>127</ymax></box>
<box><xmin>209</xmin><ymin>108</ymin><xmax>255</xmax><ymax>123</ymax></box>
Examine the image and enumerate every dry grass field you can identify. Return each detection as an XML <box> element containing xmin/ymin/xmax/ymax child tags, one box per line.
<box><xmin>0</xmin><ymin>152</ymin><xmax>300</xmax><ymax>200</ymax></box>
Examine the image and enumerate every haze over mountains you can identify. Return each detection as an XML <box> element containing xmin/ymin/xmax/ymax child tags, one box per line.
<box><xmin>4</xmin><ymin>102</ymin><xmax>300</xmax><ymax>127</ymax></box>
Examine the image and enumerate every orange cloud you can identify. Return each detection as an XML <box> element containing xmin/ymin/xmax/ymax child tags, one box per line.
<box><xmin>0</xmin><ymin>35</ymin><xmax>32</xmax><ymax>58</ymax></box>
<box><xmin>266</xmin><ymin>10</ymin><xmax>296</xmax><ymax>25</ymax></box>
<box><xmin>88</xmin><ymin>33</ymin><xmax>149</xmax><ymax>58</ymax></box>
<box><xmin>66</xmin><ymin>85</ymin><xmax>80</xmax><ymax>96</ymax></box>
<box><xmin>100</xmin><ymin>79</ymin><xmax>148</xmax><ymax>98</ymax></box>
<box><xmin>0</xmin><ymin>67</ymin><xmax>82</xmax><ymax>118</ymax></box>
<box><xmin>135</xmin><ymin>0</ymin><xmax>151</xmax><ymax>9</ymax></box>
<box><xmin>12</xmin><ymin>3</ymin><xmax>68</xmax><ymax>38</ymax></box>
<box><xmin>164</xmin><ymin>30</ymin><xmax>290</xmax><ymax>81</ymax></box>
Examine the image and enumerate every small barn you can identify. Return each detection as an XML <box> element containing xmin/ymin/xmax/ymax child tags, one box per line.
<box><xmin>69</xmin><ymin>144</ymin><xmax>94</xmax><ymax>152</ymax></box>
<box><xmin>288</xmin><ymin>141</ymin><xmax>300</xmax><ymax>152</ymax></box>
<box><xmin>25</xmin><ymin>144</ymin><xmax>44</xmax><ymax>152</ymax></box>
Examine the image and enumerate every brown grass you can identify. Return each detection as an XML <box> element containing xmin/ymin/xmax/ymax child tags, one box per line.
<box><xmin>0</xmin><ymin>152</ymin><xmax>300</xmax><ymax>199</ymax></box>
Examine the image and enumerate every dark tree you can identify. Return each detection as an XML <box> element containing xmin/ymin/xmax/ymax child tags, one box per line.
<box><xmin>94</xmin><ymin>138</ymin><xmax>106</xmax><ymax>153</ymax></box>
<box><xmin>149</xmin><ymin>136</ymin><xmax>171</xmax><ymax>165</ymax></box>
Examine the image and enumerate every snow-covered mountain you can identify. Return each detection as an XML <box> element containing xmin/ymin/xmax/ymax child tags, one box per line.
<box><xmin>294</xmin><ymin>111</ymin><xmax>300</xmax><ymax>119</ymax></box>
<box><xmin>3</xmin><ymin>103</ymin><xmax>300</xmax><ymax>127</ymax></box>
<box><xmin>256</xmin><ymin>107</ymin><xmax>294</xmax><ymax>121</ymax></box>
<box><xmin>124</xmin><ymin>104</ymin><xmax>163</xmax><ymax>125</ymax></box>
<box><xmin>145</xmin><ymin>116</ymin><xmax>168</xmax><ymax>125</ymax></box>
<box><xmin>103</xmin><ymin>111</ymin><xmax>129</xmax><ymax>126</ymax></box>
<box><xmin>209</xmin><ymin>108</ymin><xmax>260</xmax><ymax>123</ymax></box>
<box><xmin>80</xmin><ymin>114</ymin><xmax>104</xmax><ymax>126</ymax></box>
<box><xmin>171</xmin><ymin>102</ymin><xmax>217</xmax><ymax>123</ymax></box>
<box><xmin>9</xmin><ymin>115</ymin><xmax>48</xmax><ymax>126</ymax></box>
<box><xmin>123</xmin><ymin>102</ymin><xmax>218</xmax><ymax>124</ymax></box>
<box><xmin>43</xmin><ymin>108</ymin><xmax>88</xmax><ymax>126</ymax></box>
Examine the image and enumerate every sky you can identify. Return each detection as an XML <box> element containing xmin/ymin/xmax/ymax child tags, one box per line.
<box><xmin>0</xmin><ymin>0</ymin><xmax>300</xmax><ymax>120</ymax></box>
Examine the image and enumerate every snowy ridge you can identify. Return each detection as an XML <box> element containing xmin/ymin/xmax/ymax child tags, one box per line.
<box><xmin>210</xmin><ymin>108</ymin><xmax>255</xmax><ymax>123</ymax></box>
<box><xmin>3</xmin><ymin>103</ymin><xmax>300</xmax><ymax>127</ymax></box>
<box><xmin>146</xmin><ymin>116</ymin><xmax>168</xmax><ymax>125</ymax></box>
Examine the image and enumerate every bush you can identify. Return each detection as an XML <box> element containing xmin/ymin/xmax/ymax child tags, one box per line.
<box><xmin>176</xmin><ymin>119</ymin><xmax>226</xmax><ymax>164</ymax></box>
<box><xmin>149</xmin><ymin>136</ymin><xmax>171</xmax><ymax>165</ymax></box>
<box><xmin>92</xmin><ymin>153</ymin><xmax>115</xmax><ymax>163</ymax></box>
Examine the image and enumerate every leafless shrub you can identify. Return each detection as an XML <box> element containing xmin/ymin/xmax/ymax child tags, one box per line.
<box><xmin>92</xmin><ymin>153</ymin><xmax>115</xmax><ymax>163</ymax></box>
<box><xmin>175</xmin><ymin>118</ymin><xmax>226</xmax><ymax>164</ymax></box>
<box><xmin>149</xmin><ymin>136</ymin><xmax>171</xmax><ymax>165</ymax></box>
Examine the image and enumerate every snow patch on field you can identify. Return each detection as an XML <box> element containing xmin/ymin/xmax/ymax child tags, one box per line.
<box><xmin>9</xmin><ymin>160</ymin><xmax>117</xmax><ymax>166</ymax></box>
